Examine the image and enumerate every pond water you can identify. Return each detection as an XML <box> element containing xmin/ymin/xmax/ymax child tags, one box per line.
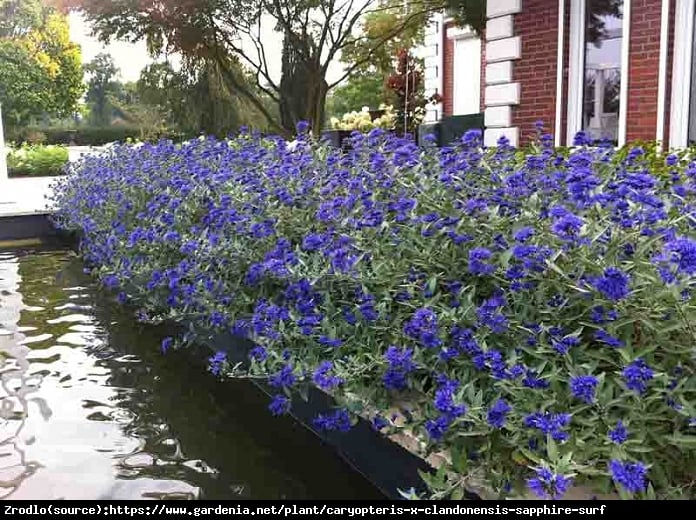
<box><xmin>0</xmin><ymin>248</ymin><xmax>382</xmax><ymax>500</ymax></box>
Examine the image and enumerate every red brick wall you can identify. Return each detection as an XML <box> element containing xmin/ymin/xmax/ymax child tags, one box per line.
<box><xmin>626</xmin><ymin>0</ymin><xmax>664</xmax><ymax>142</ymax></box>
<box><xmin>512</xmin><ymin>0</ymin><xmax>561</xmax><ymax>146</ymax></box>
<box><xmin>443</xmin><ymin>22</ymin><xmax>455</xmax><ymax>117</ymax></box>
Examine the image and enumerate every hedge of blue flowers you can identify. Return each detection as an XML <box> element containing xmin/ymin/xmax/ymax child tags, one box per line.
<box><xmin>51</xmin><ymin>124</ymin><xmax>695</xmax><ymax>500</ymax></box>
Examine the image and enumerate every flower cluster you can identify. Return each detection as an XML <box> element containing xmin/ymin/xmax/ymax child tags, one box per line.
<box><xmin>51</xmin><ymin>125</ymin><xmax>695</xmax><ymax>500</ymax></box>
<box><xmin>330</xmin><ymin>105</ymin><xmax>396</xmax><ymax>132</ymax></box>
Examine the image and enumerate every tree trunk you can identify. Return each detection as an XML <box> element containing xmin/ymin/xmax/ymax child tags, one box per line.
<box><xmin>280</xmin><ymin>32</ymin><xmax>328</xmax><ymax>138</ymax></box>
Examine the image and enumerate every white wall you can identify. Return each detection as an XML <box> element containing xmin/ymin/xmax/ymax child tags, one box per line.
<box><xmin>421</xmin><ymin>14</ymin><xmax>444</xmax><ymax>123</ymax></box>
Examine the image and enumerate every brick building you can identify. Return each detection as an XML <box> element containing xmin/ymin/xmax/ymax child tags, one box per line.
<box><xmin>421</xmin><ymin>0</ymin><xmax>695</xmax><ymax>149</ymax></box>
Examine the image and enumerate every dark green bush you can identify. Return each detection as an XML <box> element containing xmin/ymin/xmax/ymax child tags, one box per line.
<box><xmin>6</xmin><ymin>126</ymin><xmax>185</xmax><ymax>146</ymax></box>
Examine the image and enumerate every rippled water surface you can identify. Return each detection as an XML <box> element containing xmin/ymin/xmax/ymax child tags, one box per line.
<box><xmin>0</xmin><ymin>249</ymin><xmax>381</xmax><ymax>500</ymax></box>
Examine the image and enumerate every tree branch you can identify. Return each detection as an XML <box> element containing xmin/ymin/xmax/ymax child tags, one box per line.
<box><xmin>207</xmin><ymin>29</ymin><xmax>286</xmax><ymax>137</ymax></box>
<box><xmin>328</xmin><ymin>2</ymin><xmax>442</xmax><ymax>89</ymax></box>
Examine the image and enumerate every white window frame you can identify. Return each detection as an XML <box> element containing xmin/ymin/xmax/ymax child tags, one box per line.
<box><xmin>567</xmin><ymin>0</ymin><xmax>631</xmax><ymax>146</ymax></box>
<box><xmin>670</xmin><ymin>0</ymin><xmax>696</xmax><ymax>148</ymax></box>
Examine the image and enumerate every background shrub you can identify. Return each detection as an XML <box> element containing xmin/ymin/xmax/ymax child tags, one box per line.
<box><xmin>7</xmin><ymin>144</ymin><xmax>69</xmax><ymax>177</ymax></box>
<box><xmin>6</xmin><ymin>126</ymin><xmax>190</xmax><ymax>146</ymax></box>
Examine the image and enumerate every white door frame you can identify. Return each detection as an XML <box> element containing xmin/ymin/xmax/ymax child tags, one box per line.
<box><xmin>450</xmin><ymin>27</ymin><xmax>481</xmax><ymax>116</ymax></box>
<box><xmin>670</xmin><ymin>0</ymin><xmax>696</xmax><ymax>148</ymax></box>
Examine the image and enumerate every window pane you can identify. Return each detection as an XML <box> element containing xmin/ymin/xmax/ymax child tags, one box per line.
<box><xmin>583</xmin><ymin>0</ymin><xmax>623</xmax><ymax>143</ymax></box>
<box><xmin>689</xmin><ymin>8</ymin><xmax>696</xmax><ymax>144</ymax></box>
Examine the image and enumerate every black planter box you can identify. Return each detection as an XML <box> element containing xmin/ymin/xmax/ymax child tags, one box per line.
<box><xmin>321</xmin><ymin>130</ymin><xmax>354</xmax><ymax>151</ymax></box>
<box><xmin>439</xmin><ymin>113</ymin><xmax>484</xmax><ymax>146</ymax></box>
<box><xmin>417</xmin><ymin>123</ymin><xmax>441</xmax><ymax>147</ymax></box>
<box><xmin>0</xmin><ymin>213</ymin><xmax>59</xmax><ymax>243</ymax></box>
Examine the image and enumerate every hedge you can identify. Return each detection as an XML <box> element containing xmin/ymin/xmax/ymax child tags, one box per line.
<box><xmin>51</xmin><ymin>127</ymin><xmax>695</xmax><ymax>500</ymax></box>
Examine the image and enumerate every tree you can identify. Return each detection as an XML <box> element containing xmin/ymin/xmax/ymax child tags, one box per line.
<box><xmin>83</xmin><ymin>53</ymin><xmax>120</xmax><ymax>125</ymax></box>
<box><xmin>444</xmin><ymin>0</ymin><xmax>485</xmax><ymax>35</ymax></box>
<box><xmin>26</xmin><ymin>12</ymin><xmax>84</xmax><ymax>120</ymax></box>
<box><xmin>0</xmin><ymin>40</ymin><xmax>49</xmax><ymax>125</ymax></box>
<box><xmin>328</xmin><ymin>0</ymin><xmax>428</xmax><ymax>117</ymax></box>
<box><xmin>107</xmin><ymin>82</ymin><xmax>169</xmax><ymax>140</ymax></box>
<box><xmin>327</xmin><ymin>75</ymin><xmax>385</xmax><ymax>119</ymax></box>
<box><xmin>64</xmin><ymin>0</ymin><xmax>460</xmax><ymax>137</ymax></box>
<box><xmin>136</xmin><ymin>57</ymin><xmax>276</xmax><ymax>137</ymax></box>
<box><xmin>0</xmin><ymin>6</ymin><xmax>84</xmax><ymax>127</ymax></box>
<box><xmin>386</xmin><ymin>48</ymin><xmax>440</xmax><ymax>135</ymax></box>
<box><xmin>0</xmin><ymin>0</ymin><xmax>46</xmax><ymax>38</ymax></box>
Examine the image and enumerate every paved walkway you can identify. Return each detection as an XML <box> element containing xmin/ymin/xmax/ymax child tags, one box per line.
<box><xmin>0</xmin><ymin>145</ymin><xmax>107</xmax><ymax>217</ymax></box>
<box><xmin>0</xmin><ymin>177</ymin><xmax>56</xmax><ymax>216</ymax></box>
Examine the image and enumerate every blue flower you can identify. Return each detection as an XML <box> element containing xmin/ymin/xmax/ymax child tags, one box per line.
<box><xmin>551</xmin><ymin>212</ymin><xmax>584</xmax><ymax>240</ymax></box>
<box><xmin>318</xmin><ymin>335</ymin><xmax>343</xmax><ymax>348</ymax></box>
<box><xmin>250</xmin><ymin>346</ymin><xmax>268</xmax><ymax>362</ymax></box>
<box><xmin>232</xmin><ymin>319</ymin><xmax>250</xmax><ymax>338</ymax></box>
<box><xmin>476</xmin><ymin>293</ymin><xmax>508</xmax><ymax>333</ymax></box>
<box><xmin>609</xmin><ymin>460</ymin><xmax>648</xmax><ymax>494</ymax></box>
<box><xmin>425</xmin><ymin>415</ymin><xmax>453</xmax><ymax>441</ymax></box>
<box><xmin>383</xmin><ymin>346</ymin><xmax>415</xmax><ymax>391</ymax></box>
<box><xmin>524</xmin><ymin>411</ymin><xmax>571</xmax><ymax>442</ymax></box>
<box><xmin>371</xmin><ymin>415</ymin><xmax>389</xmax><ymax>431</ymax></box>
<box><xmin>609</xmin><ymin>420</ymin><xmax>628</xmax><ymax>444</ymax></box>
<box><xmin>593</xmin><ymin>267</ymin><xmax>631</xmax><ymax>301</ymax></box>
<box><xmin>595</xmin><ymin>329</ymin><xmax>623</xmax><ymax>348</ymax></box>
<box><xmin>552</xmin><ymin>334</ymin><xmax>580</xmax><ymax>355</ymax></box>
<box><xmin>523</xmin><ymin>369</ymin><xmax>550</xmax><ymax>389</ymax></box>
<box><xmin>487</xmin><ymin>399</ymin><xmax>511</xmax><ymax>429</ymax></box>
<box><xmin>161</xmin><ymin>337</ymin><xmax>174</xmax><ymax>354</ymax></box>
<box><xmin>432</xmin><ymin>377</ymin><xmax>466</xmax><ymax>418</ymax></box>
<box><xmin>622</xmin><ymin>358</ymin><xmax>654</xmax><ymax>394</ymax></box>
<box><xmin>312</xmin><ymin>361</ymin><xmax>343</xmax><ymax>390</ymax></box>
<box><xmin>468</xmin><ymin>247</ymin><xmax>495</xmax><ymax>275</ymax></box>
<box><xmin>269</xmin><ymin>364</ymin><xmax>296</xmax><ymax>389</ymax></box>
<box><xmin>513</xmin><ymin>226</ymin><xmax>535</xmax><ymax>242</ymax></box>
<box><xmin>664</xmin><ymin>237</ymin><xmax>696</xmax><ymax>277</ymax></box>
<box><xmin>590</xmin><ymin>306</ymin><xmax>618</xmax><ymax>324</ymax></box>
<box><xmin>295</xmin><ymin>120</ymin><xmax>310</xmax><ymax>134</ymax></box>
<box><xmin>569</xmin><ymin>375</ymin><xmax>598</xmax><ymax>404</ymax></box>
<box><xmin>526</xmin><ymin>467</ymin><xmax>573</xmax><ymax>500</ymax></box>
<box><xmin>403</xmin><ymin>308</ymin><xmax>441</xmax><ymax>348</ymax></box>
<box><xmin>313</xmin><ymin>409</ymin><xmax>352</xmax><ymax>432</ymax></box>
<box><xmin>103</xmin><ymin>274</ymin><xmax>119</xmax><ymax>289</ymax></box>
<box><xmin>208</xmin><ymin>351</ymin><xmax>227</xmax><ymax>376</ymax></box>
<box><xmin>269</xmin><ymin>394</ymin><xmax>291</xmax><ymax>416</ymax></box>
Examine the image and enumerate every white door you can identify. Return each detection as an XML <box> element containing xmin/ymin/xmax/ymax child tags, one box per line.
<box><xmin>453</xmin><ymin>36</ymin><xmax>482</xmax><ymax>115</ymax></box>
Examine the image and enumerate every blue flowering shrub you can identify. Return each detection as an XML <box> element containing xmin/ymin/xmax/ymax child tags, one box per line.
<box><xmin>51</xmin><ymin>127</ymin><xmax>695</xmax><ymax>500</ymax></box>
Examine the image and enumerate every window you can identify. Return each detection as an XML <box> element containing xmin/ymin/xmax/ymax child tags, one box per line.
<box><xmin>583</xmin><ymin>1</ymin><xmax>624</xmax><ymax>142</ymax></box>
<box><xmin>670</xmin><ymin>0</ymin><xmax>695</xmax><ymax>147</ymax></box>
<box><xmin>568</xmin><ymin>0</ymin><xmax>629</xmax><ymax>145</ymax></box>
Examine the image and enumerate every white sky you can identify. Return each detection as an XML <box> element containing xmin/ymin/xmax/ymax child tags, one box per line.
<box><xmin>68</xmin><ymin>12</ymin><xmax>152</xmax><ymax>83</ymax></box>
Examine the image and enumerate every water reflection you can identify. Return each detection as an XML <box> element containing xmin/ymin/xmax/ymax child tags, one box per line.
<box><xmin>0</xmin><ymin>249</ymin><xmax>381</xmax><ymax>500</ymax></box>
